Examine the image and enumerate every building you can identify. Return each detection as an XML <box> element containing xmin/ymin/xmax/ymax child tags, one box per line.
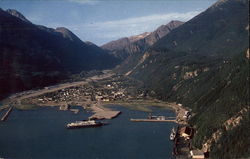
<box><xmin>102</xmin><ymin>98</ymin><xmax>110</xmax><ymax>102</ymax></box>
<box><xmin>190</xmin><ymin>149</ymin><xmax>205</xmax><ymax>159</ymax></box>
<box><xmin>183</xmin><ymin>111</ymin><xmax>191</xmax><ymax>120</ymax></box>
<box><xmin>178</xmin><ymin>126</ymin><xmax>193</xmax><ymax>139</ymax></box>
<box><xmin>95</xmin><ymin>95</ymin><xmax>103</xmax><ymax>101</ymax></box>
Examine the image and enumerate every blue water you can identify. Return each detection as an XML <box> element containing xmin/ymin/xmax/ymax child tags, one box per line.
<box><xmin>0</xmin><ymin>105</ymin><xmax>176</xmax><ymax>159</ymax></box>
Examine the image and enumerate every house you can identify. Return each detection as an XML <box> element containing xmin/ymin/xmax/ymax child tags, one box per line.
<box><xmin>178</xmin><ymin>126</ymin><xmax>193</xmax><ymax>139</ymax></box>
<box><xmin>183</xmin><ymin>111</ymin><xmax>191</xmax><ymax>120</ymax></box>
<box><xmin>95</xmin><ymin>95</ymin><xmax>103</xmax><ymax>100</ymax></box>
<box><xmin>190</xmin><ymin>149</ymin><xmax>205</xmax><ymax>159</ymax></box>
<box><xmin>102</xmin><ymin>97</ymin><xmax>110</xmax><ymax>102</ymax></box>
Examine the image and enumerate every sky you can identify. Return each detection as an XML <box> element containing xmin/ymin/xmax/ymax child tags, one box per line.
<box><xmin>0</xmin><ymin>0</ymin><xmax>217</xmax><ymax>45</ymax></box>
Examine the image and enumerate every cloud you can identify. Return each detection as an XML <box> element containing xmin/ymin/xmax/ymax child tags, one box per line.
<box><xmin>89</xmin><ymin>11</ymin><xmax>200</xmax><ymax>28</ymax></box>
<box><xmin>80</xmin><ymin>11</ymin><xmax>200</xmax><ymax>43</ymax></box>
<box><xmin>27</xmin><ymin>15</ymin><xmax>43</xmax><ymax>23</ymax></box>
<box><xmin>68</xmin><ymin>0</ymin><xmax>99</xmax><ymax>5</ymax></box>
<box><xmin>48</xmin><ymin>11</ymin><xmax>201</xmax><ymax>45</ymax></box>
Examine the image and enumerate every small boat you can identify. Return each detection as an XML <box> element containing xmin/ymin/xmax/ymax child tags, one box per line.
<box><xmin>66</xmin><ymin>120</ymin><xmax>104</xmax><ymax>129</ymax></box>
<box><xmin>170</xmin><ymin>127</ymin><xmax>176</xmax><ymax>140</ymax></box>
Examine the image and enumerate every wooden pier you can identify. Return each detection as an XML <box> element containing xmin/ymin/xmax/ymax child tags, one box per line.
<box><xmin>1</xmin><ymin>106</ymin><xmax>13</xmax><ymax>121</ymax></box>
<box><xmin>130</xmin><ymin>119</ymin><xmax>176</xmax><ymax>123</ymax></box>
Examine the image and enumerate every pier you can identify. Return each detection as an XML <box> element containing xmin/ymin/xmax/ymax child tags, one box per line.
<box><xmin>90</xmin><ymin>110</ymin><xmax>121</xmax><ymax>120</ymax></box>
<box><xmin>130</xmin><ymin>119</ymin><xmax>176</xmax><ymax>122</ymax></box>
<box><xmin>1</xmin><ymin>106</ymin><xmax>13</xmax><ymax>122</ymax></box>
<box><xmin>89</xmin><ymin>105</ymin><xmax>121</xmax><ymax>120</ymax></box>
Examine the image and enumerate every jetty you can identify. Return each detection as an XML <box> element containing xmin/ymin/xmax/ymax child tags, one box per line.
<box><xmin>90</xmin><ymin>110</ymin><xmax>121</xmax><ymax>120</ymax></box>
<box><xmin>89</xmin><ymin>105</ymin><xmax>121</xmax><ymax>120</ymax></box>
<box><xmin>1</xmin><ymin>106</ymin><xmax>13</xmax><ymax>121</ymax></box>
<box><xmin>130</xmin><ymin>119</ymin><xmax>176</xmax><ymax>122</ymax></box>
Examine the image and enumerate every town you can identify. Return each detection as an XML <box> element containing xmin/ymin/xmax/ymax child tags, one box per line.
<box><xmin>20</xmin><ymin>73</ymin><xmax>145</xmax><ymax>108</ymax></box>
<box><xmin>0</xmin><ymin>71</ymin><xmax>205</xmax><ymax>159</ymax></box>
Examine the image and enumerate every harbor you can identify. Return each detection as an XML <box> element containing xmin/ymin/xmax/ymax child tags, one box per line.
<box><xmin>0</xmin><ymin>71</ymin><xmax>192</xmax><ymax>158</ymax></box>
<box><xmin>0</xmin><ymin>105</ymin><xmax>176</xmax><ymax>159</ymax></box>
<box><xmin>58</xmin><ymin>103</ymin><xmax>121</xmax><ymax>120</ymax></box>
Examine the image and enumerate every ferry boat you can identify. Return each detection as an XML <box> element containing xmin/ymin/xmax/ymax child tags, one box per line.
<box><xmin>170</xmin><ymin>127</ymin><xmax>176</xmax><ymax>140</ymax></box>
<box><xmin>66</xmin><ymin>120</ymin><xmax>104</xmax><ymax>129</ymax></box>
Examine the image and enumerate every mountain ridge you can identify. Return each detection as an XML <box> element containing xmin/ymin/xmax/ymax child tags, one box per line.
<box><xmin>55</xmin><ymin>27</ymin><xmax>84</xmax><ymax>43</ymax></box>
<box><xmin>102</xmin><ymin>20</ymin><xmax>184</xmax><ymax>60</ymax></box>
<box><xmin>151</xmin><ymin>0</ymin><xmax>248</xmax><ymax>56</ymax></box>
<box><xmin>0</xmin><ymin>9</ymin><xmax>119</xmax><ymax>99</ymax></box>
<box><xmin>5</xmin><ymin>9</ymin><xmax>31</xmax><ymax>23</ymax></box>
<box><xmin>114</xmin><ymin>0</ymin><xmax>249</xmax><ymax>158</ymax></box>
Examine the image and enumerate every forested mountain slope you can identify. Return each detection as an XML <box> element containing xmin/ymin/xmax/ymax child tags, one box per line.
<box><xmin>0</xmin><ymin>9</ymin><xmax>118</xmax><ymax>99</ymax></box>
<box><xmin>115</xmin><ymin>0</ymin><xmax>249</xmax><ymax>158</ymax></box>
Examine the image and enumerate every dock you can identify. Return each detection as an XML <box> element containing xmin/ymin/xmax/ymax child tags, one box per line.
<box><xmin>89</xmin><ymin>105</ymin><xmax>121</xmax><ymax>120</ymax></box>
<box><xmin>89</xmin><ymin>110</ymin><xmax>121</xmax><ymax>120</ymax></box>
<box><xmin>130</xmin><ymin>119</ymin><xmax>176</xmax><ymax>122</ymax></box>
<box><xmin>1</xmin><ymin>106</ymin><xmax>13</xmax><ymax>121</ymax></box>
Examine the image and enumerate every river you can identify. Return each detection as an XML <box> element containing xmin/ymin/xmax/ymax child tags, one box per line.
<box><xmin>0</xmin><ymin>105</ymin><xmax>176</xmax><ymax>159</ymax></box>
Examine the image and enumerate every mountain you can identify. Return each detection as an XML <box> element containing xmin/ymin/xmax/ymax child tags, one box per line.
<box><xmin>55</xmin><ymin>27</ymin><xmax>83</xmax><ymax>43</ymax></box>
<box><xmin>116</xmin><ymin>0</ymin><xmax>249</xmax><ymax>158</ymax></box>
<box><xmin>102</xmin><ymin>32</ymin><xmax>150</xmax><ymax>52</ymax></box>
<box><xmin>143</xmin><ymin>20</ymin><xmax>185</xmax><ymax>46</ymax></box>
<box><xmin>102</xmin><ymin>20</ymin><xmax>184</xmax><ymax>60</ymax></box>
<box><xmin>0</xmin><ymin>9</ymin><xmax>119</xmax><ymax>99</ymax></box>
<box><xmin>5</xmin><ymin>9</ymin><xmax>31</xmax><ymax>23</ymax></box>
<box><xmin>152</xmin><ymin>0</ymin><xmax>248</xmax><ymax>56</ymax></box>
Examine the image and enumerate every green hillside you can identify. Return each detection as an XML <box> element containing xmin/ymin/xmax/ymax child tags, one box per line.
<box><xmin>115</xmin><ymin>0</ymin><xmax>249</xmax><ymax>158</ymax></box>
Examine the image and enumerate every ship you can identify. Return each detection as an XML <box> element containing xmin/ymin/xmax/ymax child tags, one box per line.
<box><xmin>66</xmin><ymin>120</ymin><xmax>104</xmax><ymax>129</ymax></box>
<box><xmin>148</xmin><ymin>113</ymin><xmax>166</xmax><ymax>120</ymax></box>
<box><xmin>170</xmin><ymin>127</ymin><xmax>176</xmax><ymax>140</ymax></box>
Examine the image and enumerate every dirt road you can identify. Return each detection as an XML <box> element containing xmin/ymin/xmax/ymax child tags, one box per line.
<box><xmin>6</xmin><ymin>71</ymin><xmax>114</xmax><ymax>103</ymax></box>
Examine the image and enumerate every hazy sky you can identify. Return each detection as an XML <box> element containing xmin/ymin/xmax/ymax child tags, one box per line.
<box><xmin>0</xmin><ymin>0</ymin><xmax>217</xmax><ymax>45</ymax></box>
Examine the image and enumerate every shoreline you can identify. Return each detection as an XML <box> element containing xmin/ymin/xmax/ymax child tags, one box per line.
<box><xmin>1</xmin><ymin>97</ymin><xmax>189</xmax><ymax>124</ymax></box>
<box><xmin>0</xmin><ymin>71</ymin><xmax>189</xmax><ymax>124</ymax></box>
<box><xmin>1</xmin><ymin>88</ymin><xmax>191</xmax><ymax>158</ymax></box>
<box><xmin>0</xmin><ymin>100</ymin><xmax>178</xmax><ymax>159</ymax></box>
<box><xmin>101</xmin><ymin>99</ymin><xmax>189</xmax><ymax>124</ymax></box>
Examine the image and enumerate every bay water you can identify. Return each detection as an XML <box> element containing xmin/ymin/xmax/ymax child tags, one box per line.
<box><xmin>0</xmin><ymin>105</ymin><xmax>176</xmax><ymax>159</ymax></box>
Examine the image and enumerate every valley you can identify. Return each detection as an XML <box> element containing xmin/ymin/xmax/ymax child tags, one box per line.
<box><xmin>1</xmin><ymin>70</ymin><xmax>189</xmax><ymax>124</ymax></box>
<box><xmin>0</xmin><ymin>0</ymin><xmax>249</xmax><ymax>158</ymax></box>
